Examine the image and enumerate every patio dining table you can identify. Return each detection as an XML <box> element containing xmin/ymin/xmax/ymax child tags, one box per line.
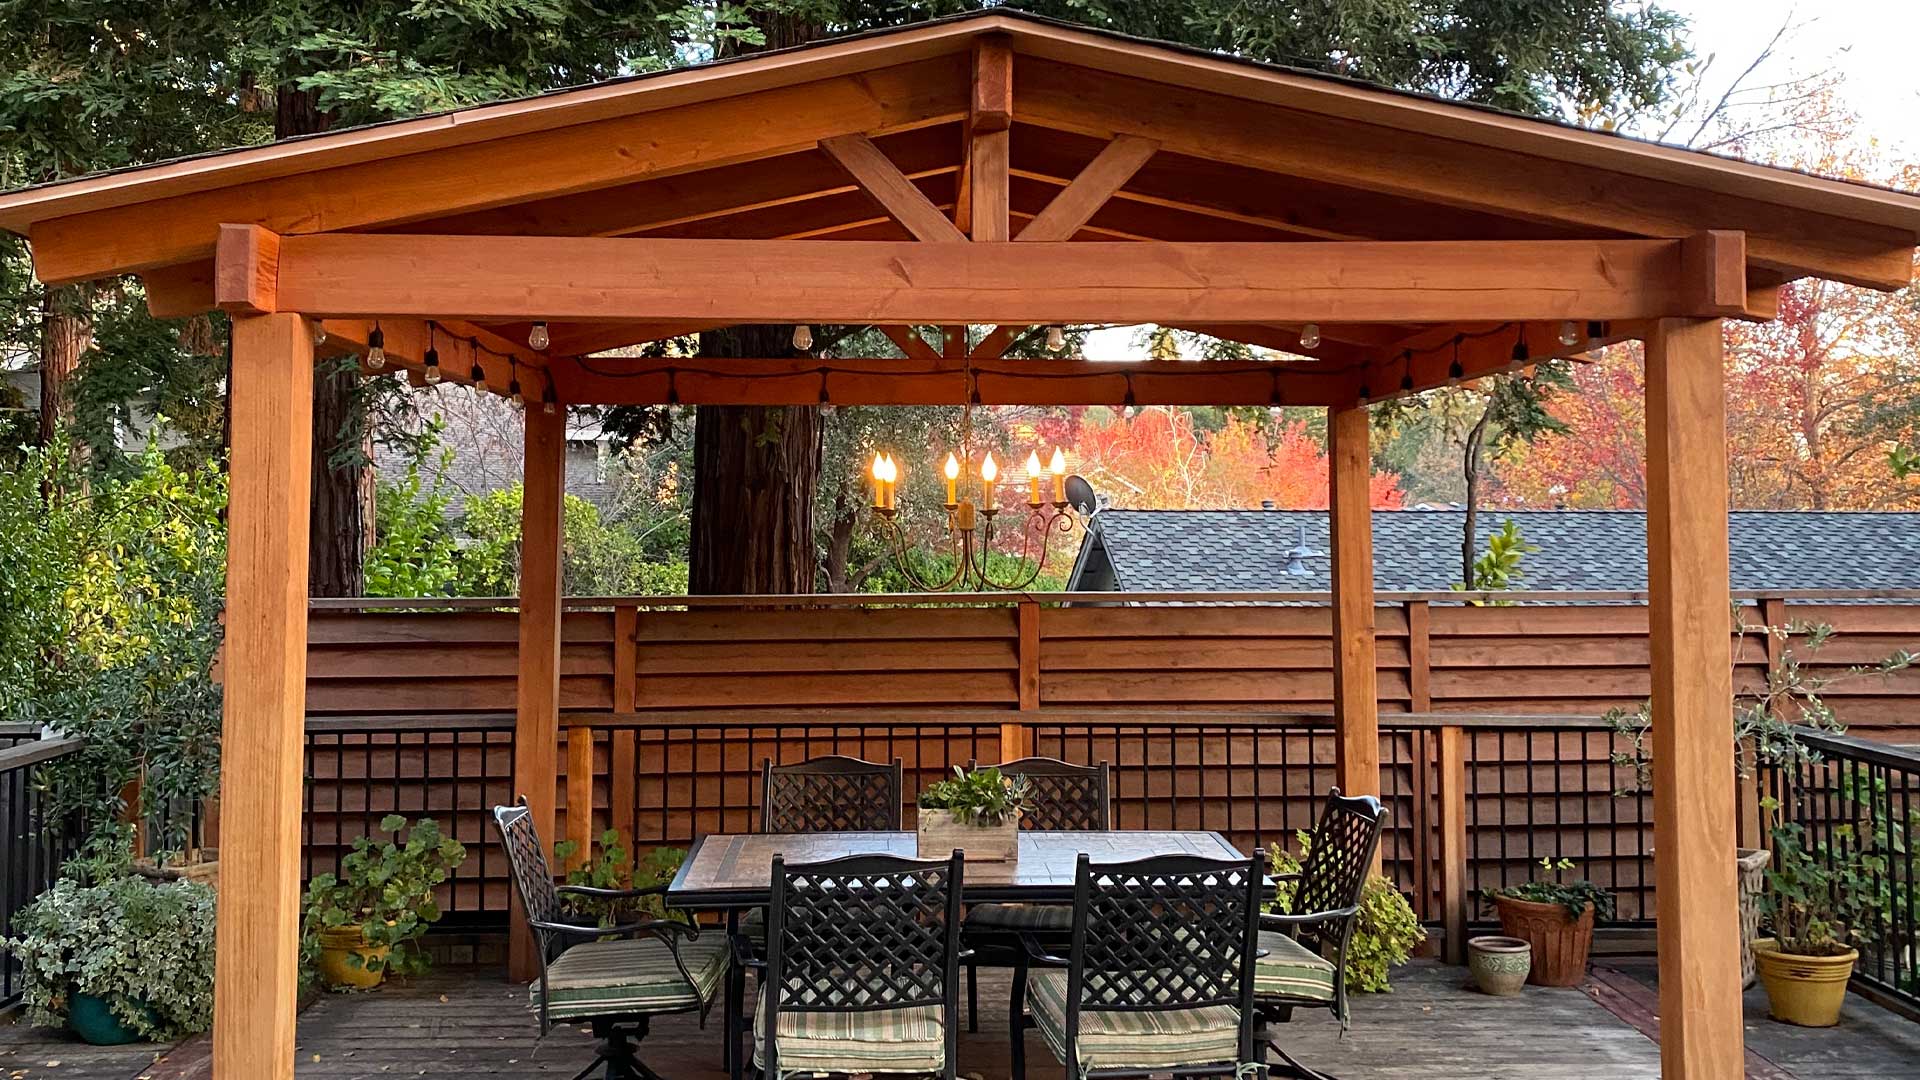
<box><xmin>667</xmin><ymin>829</ymin><xmax>1253</xmax><ymax>1080</ymax></box>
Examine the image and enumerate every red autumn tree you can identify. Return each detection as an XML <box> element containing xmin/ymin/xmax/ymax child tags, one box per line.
<box><xmin>1072</xmin><ymin>407</ymin><xmax>1405</xmax><ymax>509</ymax></box>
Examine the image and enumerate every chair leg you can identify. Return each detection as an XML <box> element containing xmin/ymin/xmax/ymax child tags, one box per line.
<box><xmin>967</xmin><ymin>962</ymin><xmax>980</xmax><ymax>1033</ymax></box>
<box><xmin>1009</xmin><ymin>962</ymin><xmax>1029</xmax><ymax>1080</ymax></box>
<box><xmin>1265</xmin><ymin>1042</ymin><xmax>1341</xmax><ymax>1080</ymax></box>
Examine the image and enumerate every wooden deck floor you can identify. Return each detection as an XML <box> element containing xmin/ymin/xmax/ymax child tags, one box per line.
<box><xmin>5</xmin><ymin>960</ymin><xmax>1916</xmax><ymax>1079</ymax></box>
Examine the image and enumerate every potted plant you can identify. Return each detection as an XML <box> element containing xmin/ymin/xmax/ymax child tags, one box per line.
<box><xmin>916</xmin><ymin>765</ymin><xmax>1031</xmax><ymax>861</ymax></box>
<box><xmin>1266</xmin><ymin>837</ymin><xmax>1424</xmax><ymax>992</ymax></box>
<box><xmin>1751</xmin><ymin>820</ymin><xmax>1881</xmax><ymax>1027</ymax></box>
<box><xmin>301</xmin><ymin>815</ymin><xmax>467</xmax><ymax>990</ymax></box>
<box><xmin>1484</xmin><ymin>857</ymin><xmax>1614</xmax><ymax>987</ymax></box>
<box><xmin>3</xmin><ymin>835</ymin><xmax>215</xmax><ymax>1045</ymax></box>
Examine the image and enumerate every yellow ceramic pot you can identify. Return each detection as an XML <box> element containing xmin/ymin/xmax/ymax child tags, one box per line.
<box><xmin>317</xmin><ymin>924</ymin><xmax>391</xmax><ymax>990</ymax></box>
<box><xmin>1751</xmin><ymin>938</ymin><xmax>1856</xmax><ymax>1027</ymax></box>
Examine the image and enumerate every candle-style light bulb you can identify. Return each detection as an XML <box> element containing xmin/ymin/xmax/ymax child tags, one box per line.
<box><xmin>1048</xmin><ymin>447</ymin><xmax>1068</xmax><ymax>503</ymax></box>
<box><xmin>944</xmin><ymin>452</ymin><xmax>961</xmax><ymax>505</ymax></box>
<box><xmin>980</xmin><ymin>452</ymin><xmax>999</xmax><ymax>506</ymax></box>
<box><xmin>871</xmin><ymin>452</ymin><xmax>888</xmax><ymax>509</ymax></box>
<box><xmin>1026</xmin><ymin>450</ymin><xmax>1043</xmax><ymax>505</ymax></box>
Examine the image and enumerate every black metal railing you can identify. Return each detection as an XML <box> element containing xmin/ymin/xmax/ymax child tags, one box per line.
<box><xmin>1762</xmin><ymin>729</ymin><xmax>1920</xmax><ymax>1012</ymax></box>
<box><xmin>0</xmin><ymin>738</ymin><xmax>87</xmax><ymax>1005</ymax></box>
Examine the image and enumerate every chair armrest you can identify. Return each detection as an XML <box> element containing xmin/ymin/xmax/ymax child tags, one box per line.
<box><xmin>532</xmin><ymin>916</ymin><xmax>700</xmax><ymax>942</ymax></box>
<box><xmin>556</xmin><ymin>882</ymin><xmax>671</xmax><ymax>900</ymax></box>
<box><xmin>1268</xmin><ymin>872</ymin><xmax>1302</xmax><ymax>884</ymax></box>
<box><xmin>1018</xmin><ymin>932</ymin><xmax>1072</xmax><ymax>968</ymax></box>
<box><xmin>1260</xmin><ymin>904</ymin><xmax>1360</xmax><ymax>930</ymax></box>
<box><xmin>730</xmin><ymin>932</ymin><xmax>766</xmax><ymax>970</ymax></box>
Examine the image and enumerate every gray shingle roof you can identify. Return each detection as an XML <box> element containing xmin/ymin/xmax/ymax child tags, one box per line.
<box><xmin>1070</xmin><ymin>509</ymin><xmax>1920</xmax><ymax>593</ymax></box>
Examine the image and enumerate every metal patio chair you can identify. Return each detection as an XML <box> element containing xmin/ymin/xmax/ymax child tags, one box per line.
<box><xmin>761</xmin><ymin>754</ymin><xmax>905</xmax><ymax>833</ymax></box>
<box><xmin>493</xmin><ymin>800</ymin><xmax>727</xmax><ymax>1080</ymax></box>
<box><xmin>738</xmin><ymin>851</ymin><xmax>966</xmax><ymax>1080</ymax></box>
<box><xmin>1010</xmin><ymin>852</ymin><xmax>1265</xmax><ymax>1080</ymax></box>
<box><xmin>960</xmin><ymin>757</ymin><xmax>1110</xmax><ymax>1029</ymax></box>
<box><xmin>1253</xmin><ymin>788</ymin><xmax>1387</xmax><ymax>1080</ymax></box>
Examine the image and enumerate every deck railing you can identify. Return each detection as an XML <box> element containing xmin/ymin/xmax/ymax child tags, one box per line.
<box><xmin>1760</xmin><ymin>729</ymin><xmax>1920</xmax><ymax>1013</ymax></box>
<box><xmin>0</xmin><ymin>737</ymin><xmax>86</xmax><ymax>1005</ymax></box>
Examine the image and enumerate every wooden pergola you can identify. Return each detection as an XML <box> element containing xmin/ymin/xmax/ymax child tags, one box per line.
<box><xmin>3</xmin><ymin>11</ymin><xmax>1918</xmax><ymax>1080</ymax></box>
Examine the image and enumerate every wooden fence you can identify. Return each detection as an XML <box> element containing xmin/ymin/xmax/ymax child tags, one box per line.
<box><xmin>299</xmin><ymin>591</ymin><xmax>1920</xmax><ymax>950</ymax></box>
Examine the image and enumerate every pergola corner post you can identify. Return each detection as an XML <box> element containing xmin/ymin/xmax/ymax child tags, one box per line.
<box><xmin>212</xmin><ymin>313</ymin><xmax>315</xmax><ymax>1080</ymax></box>
<box><xmin>1327</xmin><ymin>405</ymin><xmax>1380</xmax><ymax>799</ymax></box>
<box><xmin>1644</xmin><ymin>316</ymin><xmax>1745</xmax><ymax>1078</ymax></box>
<box><xmin>510</xmin><ymin>404</ymin><xmax>567</xmax><ymax>981</ymax></box>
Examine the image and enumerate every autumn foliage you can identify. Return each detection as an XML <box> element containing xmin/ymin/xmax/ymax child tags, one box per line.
<box><xmin>1072</xmin><ymin>407</ymin><xmax>1405</xmax><ymax>509</ymax></box>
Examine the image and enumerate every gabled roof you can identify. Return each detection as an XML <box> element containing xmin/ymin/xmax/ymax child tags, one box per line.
<box><xmin>1071</xmin><ymin>508</ymin><xmax>1920</xmax><ymax>595</ymax></box>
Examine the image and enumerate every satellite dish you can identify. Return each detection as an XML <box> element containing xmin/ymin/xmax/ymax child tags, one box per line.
<box><xmin>1064</xmin><ymin>475</ymin><xmax>1098</xmax><ymax>516</ymax></box>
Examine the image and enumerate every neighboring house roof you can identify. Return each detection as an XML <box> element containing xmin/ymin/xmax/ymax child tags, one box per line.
<box><xmin>1067</xmin><ymin>509</ymin><xmax>1920</xmax><ymax>594</ymax></box>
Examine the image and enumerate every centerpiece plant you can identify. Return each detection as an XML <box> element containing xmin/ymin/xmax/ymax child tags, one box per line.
<box><xmin>300</xmin><ymin>815</ymin><xmax>467</xmax><ymax>990</ymax></box>
<box><xmin>916</xmin><ymin>765</ymin><xmax>1032</xmax><ymax>861</ymax></box>
<box><xmin>1483</xmin><ymin>857</ymin><xmax>1615</xmax><ymax>987</ymax></box>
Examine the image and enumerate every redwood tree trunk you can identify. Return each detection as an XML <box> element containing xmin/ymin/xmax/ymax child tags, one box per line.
<box><xmin>275</xmin><ymin>87</ymin><xmax>369</xmax><ymax>597</ymax></box>
<box><xmin>37</xmin><ymin>284</ymin><xmax>92</xmax><ymax>446</ymax></box>
<box><xmin>688</xmin><ymin>325</ymin><xmax>822</xmax><ymax>594</ymax></box>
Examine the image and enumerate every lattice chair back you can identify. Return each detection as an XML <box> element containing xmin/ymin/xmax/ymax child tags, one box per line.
<box><xmin>493</xmin><ymin>800</ymin><xmax>564</xmax><ymax>963</ymax></box>
<box><xmin>760</xmin><ymin>755</ymin><xmax>904</xmax><ymax>833</ymax></box>
<box><xmin>1068</xmin><ymin>852</ymin><xmax>1262</xmax><ymax>1034</ymax></box>
<box><xmin>764</xmin><ymin>852</ymin><xmax>965</xmax><ymax>1079</ymax></box>
<box><xmin>976</xmin><ymin>757</ymin><xmax>1111</xmax><ymax>831</ymax></box>
<box><xmin>1289</xmin><ymin>788</ymin><xmax>1387</xmax><ymax>957</ymax></box>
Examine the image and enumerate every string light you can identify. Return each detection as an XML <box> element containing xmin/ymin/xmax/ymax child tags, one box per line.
<box><xmin>542</xmin><ymin>386</ymin><xmax>557</xmax><ymax>415</ymax></box>
<box><xmin>422</xmin><ymin>326</ymin><xmax>441</xmax><ymax>385</ymax></box>
<box><xmin>791</xmin><ymin>324</ymin><xmax>814</xmax><ymax>351</ymax></box>
<box><xmin>469</xmin><ymin>358</ymin><xmax>485</xmax><ymax>384</ymax></box>
<box><xmin>313</xmin><ymin>323</ymin><xmax>328</xmax><ymax>347</ymax></box>
<box><xmin>1448</xmin><ymin>336</ymin><xmax>1465</xmax><ymax>386</ymax></box>
<box><xmin>1511</xmin><ymin>327</ymin><xmax>1530</xmax><ymax>364</ymax></box>
<box><xmin>507</xmin><ymin>359</ymin><xmax>522</xmax><ymax>406</ymax></box>
<box><xmin>1298</xmin><ymin>323</ymin><xmax>1321</xmax><ymax>350</ymax></box>
<box><xmin>366</xmin><ymin>323</ymin><xmax>386</xmax><ymax>370</ymax></box>
<box><xmin>1045</xmin><ymin>325</ymin><xmax>1066</xmax><ymax>352</ymax></box>
<box><xmin>1557</xmin><ymin>320</ymin><xmax>1581</xmax><ymax>348</ymax></box>
<box><xmin>1358</xmin><ymin>384</ymin><xmax>1371</xmax><ymax>405</ymax></box>
<box><xmin>528</xmin><ymin>321</ymin><xmax>550</xmax><ymax>350</ymax></box>
<box><xmin>1398</xmin><ymin>349</ymin><xmax>1414</xmax><ymax>393</ymax></box>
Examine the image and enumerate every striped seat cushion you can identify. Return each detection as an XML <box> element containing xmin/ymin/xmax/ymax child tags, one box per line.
<box><xmin>964</xmin><ymin>902</ymin><xmax>1071</xmax><ymax>933</ymax></box>
<box><xmin>1253</xmin><ymin>930</ymin><xmax>1338</xmax><ymax>1002</ymax></box>
<box><xmin>531</xmin><ymin>935</ymin><xmax>728</xmax><ymax>1020</ymax></box>
<box><xmin>753</xmin><ymin>991</ymin><xmax>946</xmax><ymax>1075</ymax></box>
<box><xmin>1027</xmin><ymin>970</ymin><xmax>1242</xmax><ymax>1075</ymax></box>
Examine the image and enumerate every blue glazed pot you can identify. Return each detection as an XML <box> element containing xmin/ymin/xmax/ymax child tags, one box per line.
<box><xmin>67</xmin><ymin>994</ymin><xmax>147</xmax><ymax>1045</ymax></box>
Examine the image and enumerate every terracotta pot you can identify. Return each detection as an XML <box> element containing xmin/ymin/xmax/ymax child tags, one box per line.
<box><xmin>317</xmin><ymin>923</ymin><xmax>390</xmax><ymax>990</ymax></box>
<box><xmin>1493</xmin><ymin>895</ymin><xmax>1594</xmax><ymax>987</ymax></box>
<box><xmin>1752</xmin><ymin>938</ymin><xmax>1857</xmax><ymax>1027</ymax></box>
<box><xmin>1467</xmin><ymin>936</ymin><xmax>1532</xmax><ymax>996</ymax></box>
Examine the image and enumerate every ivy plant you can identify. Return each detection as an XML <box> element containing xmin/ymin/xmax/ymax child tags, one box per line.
<box><xmin>299</xmin><ymin>815</ymin><xmax>467</xmax><ymax>985</ymax></box>
<box><xmin>3</xmin><ymin>834</ymin><xmax>215</xmax><ymax>1041</ymax></box>
<box><xmin>916</xmin><ymin>765</ymin><xmax>1033</xmax><ymax>826</ymax></box>
<box><xmin>1266</xmin><ymin>836</ymin><xmax>1424</xmax><ymax>993</ymax></box>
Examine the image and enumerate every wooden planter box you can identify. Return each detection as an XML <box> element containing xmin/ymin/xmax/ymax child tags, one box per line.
<box><xmin>916</xmin><ymin>810</ymin><xmax>1018</xmax><ymax>862</ymax></box>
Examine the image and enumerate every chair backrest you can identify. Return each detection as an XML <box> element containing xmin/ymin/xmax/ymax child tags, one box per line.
<box><xmin>765</xmin><ymin>851</ymin><xmax>964</xmax><ymax>1014</ymax></box>
<box><xmin>1067</xmin><ymin>852</ymin><xmax>1261</xmax><ymax>1023</ymax></box>
<box><xmin>760</xmin><ymin>755</ymin><xmax>903</xmax><ymax>833</ymax></box>
<box><xmin>974</xmin><ymin>757</ymin><xmax>1110</xmax><ymax>830</ymax></box>
<box><xmin>492</xmin><ymin>800</ymin><xmax>562</xmax><ymax>962</ymax></box>
<box><xmin>1291</xmin><ymin>788</ymin><xmax>1388</xmax><ymax>956</ymax></box>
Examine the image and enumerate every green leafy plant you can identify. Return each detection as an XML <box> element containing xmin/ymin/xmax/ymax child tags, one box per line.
<box><xmin>916</xmin><ymin>765</ymin><xmax>1033</xmax><ymax>825</ymax></box>
<box><xmin>1266</xmin><ymin>836</ymin><xmax>1424</xmax><ymax>992</ymax></box>
<box><xmin>3</xmin><ymin>833</ymin><xmax>215</xmax><ymax>1041</ymax></box>
<box><xmin>1452</xmin><ymin>518</ymin><xmax>1538</xmax><ymax>602</ymax></box>
<box><xmin>299</xmin><ymin>815</ymin><xmax>467</xmax><ymax>985</ymax></box>
<box><xmin>1484</xmin><ymin>857</ymin><xmax>1617</xmax><ymax>921</ymax></box>
<box><xmin>1762</xmin><ymin>818</ymin><xmax>1884</xmax><ymax>958</ymax></box>
<box><xmin>552</xmin><ymin>830</ymin><xmax>687</xmax><ymax>927</ymax></box>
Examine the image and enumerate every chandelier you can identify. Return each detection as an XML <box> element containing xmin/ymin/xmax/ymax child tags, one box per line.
<box><xmin>868</xmin><ymin>440</ymin><xmax>1082</xmax><ymax>592</ymax></box>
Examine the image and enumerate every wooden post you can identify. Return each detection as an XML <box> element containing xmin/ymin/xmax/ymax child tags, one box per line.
<box><xmin>1406</xmin><ymin>599</ymin><xmax>1432</xmax><ymax>713</ymax></box>
<box><xmin>564</xmin><ymin>730</ymin><xmax>594</xmax><ymax>873</ymax></box>
<box><xmin>1004</xmin><ymin>600</ymin><xmax>1040</xmax><ymax>762</ymax></box>
<box><xmin>213</xmin><ymin>313</ymin><xmax>314</xmax><ymax>1080</ymax></box>
<box><xmin>609</xmin><ymin>604</ymin><xmax>639</xmax><ymax>850</ymax></box>
<box><xmin>969</xmin><ymin>36</ymin><xmax>1012</xmax><ymax>243</ymax></box>
<box><xmin>1437</xmin><ymin>725</ymin><xmax>1469</xmax><ymax>965</ymax></box>
<box><xmin>1645</xmin><ymin>317</ymin><xmax>1744</xmax><ymax>1079</ymax></box>
<box><xmin>1328</xmin><ymin>405</ymin><xmax>1379</xmax><ymax>798</ymax></box>
<box><xmin>511</xmin><ymin>404</ymin><xmax>566</xmax><ymax>980</ymax></box>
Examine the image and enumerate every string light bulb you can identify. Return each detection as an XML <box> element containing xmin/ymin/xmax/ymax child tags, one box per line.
<box><xmin>791</xmin><ymin>324</ymin><xmax>814</xmax><ymax>351</ymax></box>
<box><xmin>469</xmin><ymin>360</ymin><xmax>485</xmax><ymax>384</ymax></box>
<box><xmin>528</xmin><ymin>321</ymin><xmax>550</xmax><ymax>350</ymax></box>
<box><xmin>422</xmin><ymin>341</ymin><xmax>441</xmax><ymax>385</ymax></box>
<box><xmin>366</xmin><ymin>323</ymin><xmax>386</xmax><ymax>370</ymax></box>
<box><xmin>1512</xmin><ymin>327</ymin><xmax>1531</xmax><ymax>363</ymax></box>
<box><xmin>1044</xmin><ymin>325</ymin><xmax>1066</xmax><ymax>352</ymax></box>
<box><xmin>542</xmin><ymin>386</ymin><xmax>557</xmax><ymax>415</ymax></box>
<box><xmin>1558</xmin><ymin>320</ymin><xmax>1581</xmax><ymax>348</ymax></box>
<box><xmin>507</xmin><ymin>360</ymin><xmax>522</xmax><ymax>405</ymax></box>
<box><xmin>313</xmin><ymin>323</ymin><xmax>328</xmax><ymax>347</ymax></box>
<box><xmin>1400</xmin><ymin>371</ymin><xmax>1415</xmax><ymax>393</ymax></box>
<box><xmin>1298</xmin><ymin>323</ymin><xmax>1321</xmax><ymax>350</ymax></box>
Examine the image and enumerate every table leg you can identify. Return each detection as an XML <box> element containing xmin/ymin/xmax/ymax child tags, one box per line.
<box><xmin>725</xmin><ymin>909</ymin><xmax>742</xmax><ymax>1080</ymax></box>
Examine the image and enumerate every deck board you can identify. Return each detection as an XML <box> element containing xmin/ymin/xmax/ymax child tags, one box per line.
<box><xmin>10</xmin><ymin>959</ymin><xmax>1917</xmax><ymax>1079</ymax></box>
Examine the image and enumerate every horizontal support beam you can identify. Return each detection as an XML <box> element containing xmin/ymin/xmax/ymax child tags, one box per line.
<box><xmin>550</xmin><ymin>355</ymin><xmax>1353</xmax><ymax>407</ymax></box>
<box><xmin>250</xmin><ymin>234</ymin><xmax>1756</xmax><ymax>324</ymax></box>
<box><xmin>322</xmin><ymin>319</ymin><xmax>555</xmax><ymax>403</ymax></box>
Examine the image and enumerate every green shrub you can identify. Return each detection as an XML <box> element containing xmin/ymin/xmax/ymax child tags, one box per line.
<box><xmin>300</xmin><ymin>815</ymin><xmax>467</xmax><ymax>986</ymax></box>
<box><xmin>1266</xmin><ymin>836</ymin><xmax>1425</xmax><ymax>993</ymax></box>
<box><xmin>4</xmin><ymin>846</ymin><xmax>216</xmax><ymax>1040</ymax></box>
<box><xmin>552</xmin><ymin>830</ymin><xmax>687</xmax><ymax>927</ymax></box>
<box><xmin>917</xmin><ymin>765</ymin><xmax>1033</xmax><ymax>825</ymax></box>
